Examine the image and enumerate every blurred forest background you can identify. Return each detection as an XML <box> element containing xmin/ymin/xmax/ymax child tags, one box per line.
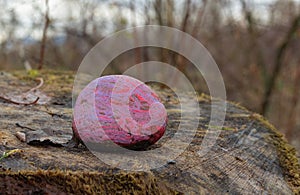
<box><xmin>0</xmin><ymin>0</ymin><xmax>299</xmax><ymax>155</ymax></box>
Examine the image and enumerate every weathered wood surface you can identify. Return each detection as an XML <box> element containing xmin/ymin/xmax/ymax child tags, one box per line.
<box><xmin>0</xmin><ymin>70</ymin><xmax>299</xmax><ymax>194</ymax></box>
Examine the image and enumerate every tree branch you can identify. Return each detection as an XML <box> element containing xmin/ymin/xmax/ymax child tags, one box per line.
<box><xmin>261</xmin><ymin>14</ymin><xmax>300</xmax><ymax>115</ymax></box>
<box><xmin>0</xmin><ymin>96</ymin><xmax>39</xmax><ymax>106</ymax></box>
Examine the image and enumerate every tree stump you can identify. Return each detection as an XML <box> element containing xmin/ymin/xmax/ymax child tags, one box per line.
<box><xmin>0</xmin><ymin>70</ymin><xmax>299</xmax><ymax>194</ymax></box>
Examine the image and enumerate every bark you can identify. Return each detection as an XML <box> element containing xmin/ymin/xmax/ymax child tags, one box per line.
<box><xmin>0</xmin><ymin>71</ymin><xmax>299</xmax><ymax>194</ymax></box>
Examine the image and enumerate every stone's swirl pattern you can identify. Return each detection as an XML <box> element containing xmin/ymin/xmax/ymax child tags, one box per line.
<box><xmin>73</xmin><ymin>75</ymin><xmax>167</xmax><ymax>149</ymax></box>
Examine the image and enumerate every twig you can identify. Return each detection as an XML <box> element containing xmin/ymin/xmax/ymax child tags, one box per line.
<box><xmin>16</xmin><ymin>123</ymin><xmax>37</xmax><ymax>131</ymax></box>
<box><xmin>26</xmin><ymin>77</ymin><xmax>44</xmax><ymax>93</ymax></box>
<box><xmin>0</xmin><ymin>96</ymin><xmax>39</xmax><ymax>106</ymax></box>
<box><xmin>43</xmin><ymin>106</ymin><xmax>64</xmax><ymax>118</ymax></box>
<box><xmin>0</xmin><ymin>77</ymin><xmax>42</xmax><ymax>106</ymax></box>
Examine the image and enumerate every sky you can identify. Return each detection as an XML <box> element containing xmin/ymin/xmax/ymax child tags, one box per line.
<box><xmin>0</xmin><ymin>0</ymin><xmax>299</xmax><ymax>43</ymax></box>
<box><xmin>1</xmin><ymin>0</ymin><xmax>151</xmax><ymax>42</ymax></box>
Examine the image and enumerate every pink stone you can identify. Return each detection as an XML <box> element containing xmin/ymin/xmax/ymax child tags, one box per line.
<box><xmin>72</xmin><ymin>75</ymin><xmax>167</xmax><ymax>149</ymax></box>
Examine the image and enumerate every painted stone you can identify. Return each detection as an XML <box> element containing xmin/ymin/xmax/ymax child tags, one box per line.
<box><xmin>72</xmin><ymin>75</ymin><xmax>167</xmax><ymax>150</ymax></box>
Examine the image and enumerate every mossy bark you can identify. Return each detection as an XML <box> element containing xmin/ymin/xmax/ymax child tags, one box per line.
<box><xmin>0</xmin><ymin>70</ymin><xmax>299</xmax><ymax>194</ymax></box>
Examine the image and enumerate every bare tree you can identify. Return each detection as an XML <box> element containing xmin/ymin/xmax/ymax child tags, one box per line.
<box><xmin>38</xmin><ymin>0</ymin><xmax>50</xmax><ymax>70</ymax></box>
<box><xmin>285</xmin><ymin>65</ymin><xmax>300</xmax><ymax>140</ymax></box>
<box><xmin>240</xmin><ymin>0</ymin><xmax>268</xmax><ymax>88</ymax></box>
<box><xmin>153</xmin><ymin>0</ymin><xmax>163</xmax><ymax>26</ymax></box>
<box><xmin>191</xmin><ymin>0</ymin><xmax>208</xmax><ymax>38</ymax></box>
<box><xmin>261</xmin><ymin>13</ymin><xmax>300</xmax><ymax>115</ymax></box>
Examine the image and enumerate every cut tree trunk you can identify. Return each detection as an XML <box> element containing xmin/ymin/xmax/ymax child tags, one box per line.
<box><xmin>0</xmin><ymin>70</ymin><xmax>299</xmax><ymax>194</ymax></box>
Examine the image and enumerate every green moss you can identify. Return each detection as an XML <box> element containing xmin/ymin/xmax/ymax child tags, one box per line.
<box><xmin>0</xmin><ymin>169</ymin><xmax>181</xmax><ymax>194</ymax></box>
<box><xmin>27</xmin><ymin>69</ymin><xmax>39</xmax><ymax>78</ymax></box>
<box><xmin>250</xmin><ymin>113</ymin><xmax>278</xmax><ymax>132</ymax></box>
<box><xmin>227</xmin><ymin>100</ymin><xmax>251</xmax><ymax>112</ymax></box>
<box><xmin>205</xmin><ymin>125</ymin><xmax>236</xmax><ymax>131</ymax></box>
<box><xmin>198</xmin><ymin>93</ymin><xmax>211</xmax><ymax>102</ymax></box>
<box><xmin>12</xmin><ymin>69</ymin><xmax>75</xmax><ymax>98</ymax></box>
<box><xmin>251</xmin><ymin>113</ymin><xmax>300</xmax><ymax>194</ymax></box>
<box><xmin>13</xmin><ymin>69</ymin><xmax>75</xmax><ymax>85</ymax></box>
